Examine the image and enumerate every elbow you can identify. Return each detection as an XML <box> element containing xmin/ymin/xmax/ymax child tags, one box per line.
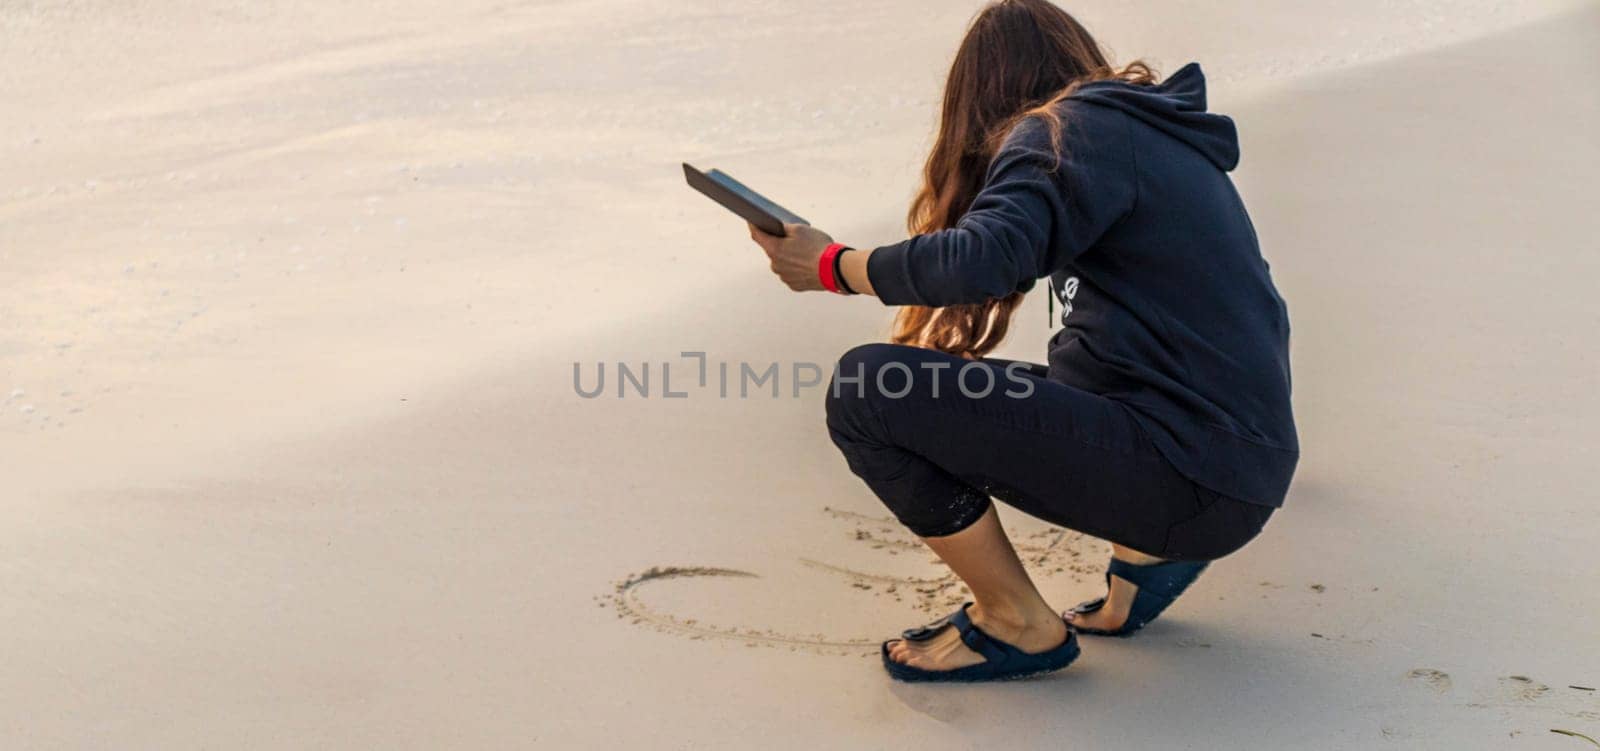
<box><xmin>949</xmin><ymin>274</ymin><xmax>1023</xmax><ymax>306</ymax></box>
<box><xmin>943</xmin><ymin>231</ymin><xmax>1030</xmax><ymax>304</ymax></box>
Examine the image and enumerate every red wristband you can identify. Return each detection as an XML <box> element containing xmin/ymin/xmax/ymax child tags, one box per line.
<box><xmin>818</xmin><ymin>243</ymin><xmax>848</xmax><ymax>294</ymax></box>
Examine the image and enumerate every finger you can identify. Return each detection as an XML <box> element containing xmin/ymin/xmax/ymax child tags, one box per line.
<box><xmin>749</xmin><ymin>223</ymin><xmax>777</xmax><ymax>252</ymax></box>
<box><xmin>754</xmin><ymin>236</ymin><xmax>779</xmax><ymax>258</ymax></box>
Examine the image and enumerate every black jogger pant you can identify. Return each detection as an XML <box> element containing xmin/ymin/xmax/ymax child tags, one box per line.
<box><xmin>824</xmin><ymin>343</ymin><xmax>1272</xmax><ymax>561</ymax></box>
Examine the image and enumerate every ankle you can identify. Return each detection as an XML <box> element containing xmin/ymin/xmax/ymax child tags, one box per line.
<box><xmin>971</xmin><ymin>598</ymin><xmax>1060</xmax><ymax>633</ymax></box>
<box><xmin>1110</xmin><ymin>543</ymin><xmax>1165</xmax><ymax>566</ymax></box>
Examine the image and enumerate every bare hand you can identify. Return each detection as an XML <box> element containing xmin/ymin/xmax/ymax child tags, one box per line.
<box><xmin>748</xmin><ymin>222</ymin><xmax>834</xmax><ymax>292</ymax></box>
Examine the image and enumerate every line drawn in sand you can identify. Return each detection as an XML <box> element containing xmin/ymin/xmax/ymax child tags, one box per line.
<box><xmin>603</xmin><ymin>507</ymin><xmax>1107</xmax><ymax>656</ymax></box>
<box><xmin>608</xmin><ymin>566</ymin><xmax>878</xmax><ymax>654</ymax></box>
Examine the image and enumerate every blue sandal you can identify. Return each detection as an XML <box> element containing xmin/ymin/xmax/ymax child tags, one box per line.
<box><xmin>1068</xmin><ymin>558</ymin><xmax>1209</xmax><ymax>637</ymax></box>
<box><xmin>881</xmin><ymin>603</ymin><xmax>1080</xmax><ymax>683</ymax></box>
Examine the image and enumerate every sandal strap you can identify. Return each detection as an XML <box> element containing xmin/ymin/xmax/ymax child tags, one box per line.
<box><xmin>901</xmin><ymin>615</ymin><xmax>952</xmax><ymax>642</ymax></box>
<box><xmin>899</xmin><ymin>604</ymin><xmax>1010</xmax><ymax>665</ymax></box>
<box><xmin>1107</xmin><ymin>558</ymin><xmax>1208</xmax><ymax>599</ymax></box>
<box><xmin>1070</xmin><ymin>596</ymin><xmax>1108</xmax><ymax>616</ymax></box>
<box><xmin>948</xmin><ymin>604</ymin><xmax>1009</xmax><ymax>664</ymax></box>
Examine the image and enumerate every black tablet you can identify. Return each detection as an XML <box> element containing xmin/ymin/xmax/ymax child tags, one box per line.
<box><xmin>682</xmin><ymin>163</ymin><xmax>808</xmax><ymax>237</ymax></box>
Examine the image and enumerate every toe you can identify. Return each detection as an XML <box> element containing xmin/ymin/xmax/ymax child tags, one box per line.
<box><xmin>886</xmin><ymin>640</ymin><xmax>907</xmax><ymax>663</ymax></box>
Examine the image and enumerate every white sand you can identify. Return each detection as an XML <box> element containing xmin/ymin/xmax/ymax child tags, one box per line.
<box><xmin>3</xmin><ymin>1</ymin><xmax>1598</xmax><ymax>747</ymax></box>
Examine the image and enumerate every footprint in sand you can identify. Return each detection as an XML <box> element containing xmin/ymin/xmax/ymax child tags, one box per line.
<box><xmin>1405</xmin><ymin>668</ymin><xmax>1453</xmax><ymax>693</ymax></box>
<box><xmin>604</xmin><ymin>507</ymin><xmax>1104</xmax><ymax>654</ymax></box>
<box><xmin>1499</xmin><ymin>675</ymin><xmax>1551</xmax><ymax>703</ymax></box>
<box><xmin>1407</xmin><ymin>670</ymin><xmax>1600</xmax><ymax>724</ymax></box>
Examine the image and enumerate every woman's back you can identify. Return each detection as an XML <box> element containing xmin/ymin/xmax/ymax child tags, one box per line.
<box><xmin>866</xmin><ymin>64</ymin><xmax>1297</xmax><ymax>508</ymax></box>
<box><xmin>1046</xmin><ymin>65</ymin><xmax>1298</xmax><ymax>507</ymax></box>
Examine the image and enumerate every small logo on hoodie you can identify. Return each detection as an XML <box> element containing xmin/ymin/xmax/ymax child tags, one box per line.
<box><xmin>1055</xmin><ymin>276</ymin><xmax>1079</xmax><ymax>323</ymax></box>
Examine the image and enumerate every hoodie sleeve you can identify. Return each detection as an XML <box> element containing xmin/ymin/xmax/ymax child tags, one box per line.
<box><xmin>866</xmin><ymin>106</ymin><xmax>1137</xmax><ymax>306</ymax></box>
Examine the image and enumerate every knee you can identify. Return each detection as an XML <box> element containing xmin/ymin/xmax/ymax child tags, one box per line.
<box><xmin>824</xmin><ymin>343</ymin><xmax>911</xmax><ymax>437</ymax></box>
<box><xmin>832</xmin><ymin>343</ymin><xmax>906</xmax><ymax>382</ymax></box>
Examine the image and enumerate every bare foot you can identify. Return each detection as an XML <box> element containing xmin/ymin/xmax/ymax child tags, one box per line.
<box><xmin>885</xmin><ymin>603</ymin><xmax>1068</xmax><ymax>672</ymax></box>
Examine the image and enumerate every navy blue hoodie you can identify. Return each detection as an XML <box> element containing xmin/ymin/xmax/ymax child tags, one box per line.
<box><xmin>866</xmin><ymin>64</ymin><xmax>1298</xmax><ymax>508</ymax></box>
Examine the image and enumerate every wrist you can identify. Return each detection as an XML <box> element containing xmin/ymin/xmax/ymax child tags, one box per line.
<box><xmin>817</xmin><ymin>243</ymin><xmax>854</xmax><ymax>295</ymax></box>
<box><xmin>833</xmin><ymin>247</ymin><xmax>857</xmax><ymax>294</ymax></box>
<box><xmin>837</xmin><ymin>246</ymin><xmax>877</xmax><ymax>297</ymax></box>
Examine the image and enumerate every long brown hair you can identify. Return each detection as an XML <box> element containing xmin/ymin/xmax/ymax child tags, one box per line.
<box><xmin>893</xmin><ymin>0</ymin><xmax>1154</xmax><ymax>358</ymax></box>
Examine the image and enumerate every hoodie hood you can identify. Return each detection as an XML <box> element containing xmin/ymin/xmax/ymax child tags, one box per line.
<box><xmin>1068</xmin><ymin>63</ymin><xmax>1239</xmax><ymax>171</ymax></box>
